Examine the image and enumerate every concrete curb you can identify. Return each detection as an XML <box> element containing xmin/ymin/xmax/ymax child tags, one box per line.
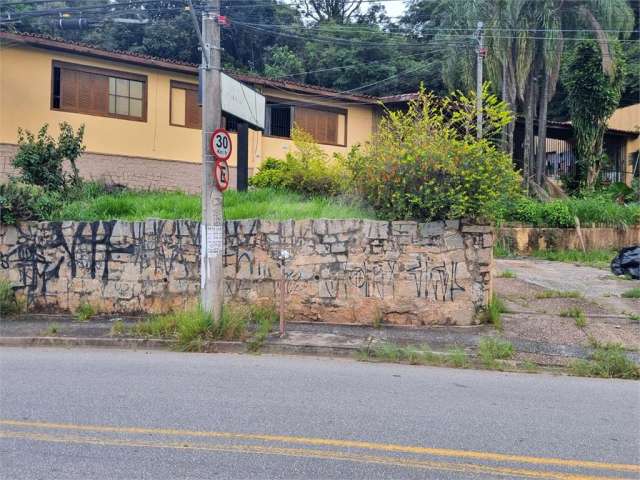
<box><xmin>0</xmin><ymin>336</ymin><xmax>360</xmax><ymax>358</ymax></box>
<box><xmin>1</xmin><ymin>334</ymin><xmax>638</xmax><ymax>367</ymax></box>
<box><xmin>0</xmin><ymin>336</ymin><xmax>172</xmax><ymax>350</ymax></box>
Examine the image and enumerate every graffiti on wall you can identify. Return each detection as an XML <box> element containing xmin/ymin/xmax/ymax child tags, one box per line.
<box><xmin>0</xmin><ymin>219</ymin><xmax>490</xmax><ymax>323</ymax></box>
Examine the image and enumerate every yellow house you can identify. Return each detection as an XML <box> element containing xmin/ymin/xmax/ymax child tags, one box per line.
<box><xmin>0</xmin><ymin>31</ymin><xmax>383</xmax><ymax>192</ymax></box>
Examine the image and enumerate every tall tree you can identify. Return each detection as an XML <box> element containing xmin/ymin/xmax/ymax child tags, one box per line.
<box><xmin>562</xmin><ymin>40</ymin><xmax>626</xmax><ymax>187</ymax></box>
<box><xmin>296</xmin><ymin>0</ymin><xmax>363</xmax><ymax>24</ymax></box>
<box><xmin>421</xmin><ymin>0</ymin><xmax>633</xmax><ymax>187</ymax></box>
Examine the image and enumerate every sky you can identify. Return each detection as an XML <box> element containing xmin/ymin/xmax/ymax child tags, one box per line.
<box><xmin>380</xmin><ymin>0</ymin><xmax>407</xmax><ymax>19</ymax></box>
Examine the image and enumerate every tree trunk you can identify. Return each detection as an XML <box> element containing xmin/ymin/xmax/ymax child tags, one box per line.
<box><xmin>523</xmin><ymin>73</ymin><xmax>536</xmax><ymax>191</ymax></box>
<box><xmin>501</xmin><ymin>56</ymin><xmax>517</xmax><ymax>156</ymax></box>
<box><xmin>536</xmin><ymin>71</ymin><xmax>550</xmax><ymax>185</ymax></box>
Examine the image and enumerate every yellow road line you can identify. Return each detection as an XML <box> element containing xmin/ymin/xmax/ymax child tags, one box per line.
<box><xmin>0</xmin><ymin>430</ymin><xmax>632</xmax><ymax>480</ymax></box>
<box><xmin>1</xmin><ymin>419</ymin><xmax>637</xmax><ymax>474</ymax></box>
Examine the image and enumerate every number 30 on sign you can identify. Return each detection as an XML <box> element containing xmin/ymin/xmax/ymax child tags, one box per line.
<box><xmin>210</xmin><ymin>128</ymin><xmax>232</xmax><ymax>161</ymax></box>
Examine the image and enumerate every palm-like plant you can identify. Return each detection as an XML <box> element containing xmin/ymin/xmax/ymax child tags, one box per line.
<box><xmin>432</xmin><ymin>0</ymin><xmax>633</xmax><ymax>188</ymax></box>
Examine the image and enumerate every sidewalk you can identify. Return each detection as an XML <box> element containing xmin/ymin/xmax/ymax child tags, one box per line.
<box><xmin>2</xmin><ymin>314</ymin><xmax>638</xmax><ymax>367</ymax></box>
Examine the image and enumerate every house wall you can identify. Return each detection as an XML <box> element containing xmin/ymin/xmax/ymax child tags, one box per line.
<box><xmin>608</xmin><ymin>104</ymin><xmax>640</xmax><ymax>183</ymax></box>
<box><xmin>0</xmin><ymin>44</ymin><xmax>376</xmax><ymax>190</ymax></box>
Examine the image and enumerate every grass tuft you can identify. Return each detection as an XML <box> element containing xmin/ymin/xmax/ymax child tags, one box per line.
<box><xmin>482</xmin><ymin>293</ymin><xmax>508</xmax><ymax>330</ymax></box>
<box><xmin>535</xmin><ymin>290</ymin><xmax>582</xmax><ymax>299</ymax></box>
<box><xmin>446</xmin><ymin>348</ymin><xmax>469</xmax><ymax>368</ymax></box>
<box><xmin>109</xmin><ymin>320</ymin><xmax>125</xmax><ymax>336</ymax></box>
<box><xmin>0</xmin><ymin>279</ymin><xmax>22</xmax><ymax>316</ymax></box>
<box><xmin>570</xmin><ymin>344</ymin><xmax>640</xmax><ymax>379</ymax></box>
<box><xmin>493</xmin><ymin>243</ymin><xmax>515</xmax><ymax>259</ymax></box>
<box><xmin>358</xmin><ymin>343</ymin><xmax>470</xmax><ymax>369</ymax></box>
<box><xmin>497</xmin><ymin>270</ymin><xmax>517</xmax><ymax>279</ymax></box>
<box><xmin>43</xmin><ymin>323</ymin><xmax>60</xmax><ymax>336</ymax></box>
<box><xmin>560</xmin><ymin>307</ymin><xmax>587</xmax><ymax>328</ymax></box>
<box><xmin>478</xmin><ymin>337</ymin><xmax>514</xmax><ymax>368</ymax></box>
<box><xmin>75</xmin><ymin>302</ymin><xmax>96</xmax><ymax>322</ymax></box>
<box><xmin>621</xmin><ymin>287</ymin><xmax>640</xmax><ymax>299</ymax></box>
<box><xmin>130</xmin><ymin>303</ymin><xmax>277</xmax><ymax>352</ymax></box>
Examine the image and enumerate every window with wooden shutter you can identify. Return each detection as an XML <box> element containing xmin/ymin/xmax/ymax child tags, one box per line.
<box><xmin>294</xmin><ymin>106</ymin><xmax>346</xmax><ymax>146</ymax></box>
<box><xmin>51</xmin><ymin>61</ymin><xmax>147</xmax><ymax>121</ymax></box>
<box><xmin>170</xmin><ymin>81</ymin><xmax>201</xmax><ymax>129</ymax></box>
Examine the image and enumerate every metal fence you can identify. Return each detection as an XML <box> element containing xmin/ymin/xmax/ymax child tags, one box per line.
<box><xmin>540</xmin><ymin>137</ymin><xmax>627</xmax><ymax>183</ymax></box>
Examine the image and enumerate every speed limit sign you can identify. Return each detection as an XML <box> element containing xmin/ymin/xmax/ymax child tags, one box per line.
<box><xmin>210</xmin><ymin>128</ymin><xmax>232</xmax><ymax>161</ymax></box>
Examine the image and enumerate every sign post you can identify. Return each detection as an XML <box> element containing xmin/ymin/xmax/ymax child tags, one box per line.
<box><xmin>200</xmin><ymin>0</ymin><xmax>223</xmax><ymax>321</ymax></box>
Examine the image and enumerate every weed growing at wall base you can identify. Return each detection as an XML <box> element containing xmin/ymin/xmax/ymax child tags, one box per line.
<box><xmin>482</xmin><ymin>294</ymin><xmax>508</xmax><ymax>330</ymax></box>
<box><xmin>530</xmin><ymin>249</ymin><xmax>616</xmax><ymax>270</ymax></box>
<box><xmin>0</xmin><ymin>279</ymin><xmax>22</xmax><ymax>315</ymax></box>
<box><xmin>75</xmin><ymin>302</ymin><xmax>96</xmax><ymax>322</ymax></box>
<box><xmin>130</xmin><ymin>303</ymin><xmax>278</xmax><ymax>352</ymax></box>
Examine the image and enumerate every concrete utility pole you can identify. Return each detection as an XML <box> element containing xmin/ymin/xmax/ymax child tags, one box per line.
<box><xmin>200</xmin><ymin>0</ymin><xmax>224</xmax><ymax>320</ymax></box>
<box><xmin>475</xmin><ymin>21</ymin><xmax>484</xmax><ymax>139</ymax></box>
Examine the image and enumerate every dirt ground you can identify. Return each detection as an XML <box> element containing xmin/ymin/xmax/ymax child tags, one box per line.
<box><xmin>495</xmin><ymin>259</ymin><xmax>640</xmax><ymax>351</ymax></box>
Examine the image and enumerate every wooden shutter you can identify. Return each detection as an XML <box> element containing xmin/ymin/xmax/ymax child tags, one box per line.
<box><xmin>60</xmin><ymin>68</ymin><xmax>79</xmax><ymax>111</ymax></box>
<box><xmin>295</xmin><ymin>107</ymin><xmax>339</xmax><ymax>145</ymax></box>
<box><xmin>60</xmin><ymin>67</ymin><xmax>108</xmax><ymax>115</ymax></box>
<box><xmin>185</xmin><ymin>88</ymin><xmax>202</xmax><ymax>129</ymax></box>
<box><xmin>77</xmin><ymin>70</ymin><xmax>109</xmax><ymax>115</ymax></box>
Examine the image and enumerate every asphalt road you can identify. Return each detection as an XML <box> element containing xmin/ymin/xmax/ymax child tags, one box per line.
<box><xmin>0</xmin><ymin>348</ymin><xmax>638</xmax><ymax>480</ymax></box>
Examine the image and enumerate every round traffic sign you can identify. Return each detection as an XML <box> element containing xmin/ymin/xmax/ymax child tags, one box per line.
<box><xmin>210</xmin><ymin>128</ymin><xmax>232</xmax><ymax>161</ymax></box>
<box><xmin>214</xmin><ymin>159</ymin><xmax>230</xmax><ymax>192</ymax></box>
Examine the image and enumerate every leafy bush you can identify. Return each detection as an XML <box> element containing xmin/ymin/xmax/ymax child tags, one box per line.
<box><xmin>494</xmin><ymin>194</ymin><xmax>640</xmax><ymax>228</ymax></box>
<box><xmin>12</xmin><ymin>122</ymin><xmax>85</xmax><ymax>192</ymax></box>
<box><xmin>0</xmin><ymin>181</ymin><xmax>62</xmax><ymax>224</ymax></box>
<box><xmin>250</xmin><ymin>128</ymin><xmax>348</xmax><ymax>196</ymax></box>
<box><xmin>346</xmin><ymin>88</ymin><xmax>521</xmax><ymax>221</ymax></box>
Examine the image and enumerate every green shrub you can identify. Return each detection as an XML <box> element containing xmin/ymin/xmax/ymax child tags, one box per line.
<box><xmin>12</xmin><ymin>122</ymin><xmax>85</xmax><ymax>192</ymax></box>
<box><xmin>0</xmin><ymin>181</ymin><xmax>62</xmax><ymax>224</ymax></box>
<box><xmin>250</xmin><ymin>128</ymin><xmax>348</xmax><ymax>196</ymax></box>
<box><xmin>495</xmin><ymin>194</ymin><xmax>640</xmax><ymax>228</ymax></box>
<box><xmin>347</xmin><ymin>88</ymin><xmax>520</xmax><ymax>221</ymax></box>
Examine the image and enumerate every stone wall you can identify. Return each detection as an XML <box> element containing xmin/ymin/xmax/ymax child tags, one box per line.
<box><xmin>0</xmin><ymin>219</ymin><xmax>493</xmax><ymax>326</ymax></box>
<box><xmin>0</xmin><ymin>143</ymin><xmax>249</xmax><ymax>193</ymax></box>
<box><xmin>498</xmin><ymin>225</ymin><xmax>640</xmax><ymax>254</ymax></box>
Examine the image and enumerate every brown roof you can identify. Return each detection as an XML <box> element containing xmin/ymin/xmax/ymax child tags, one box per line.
<box><xmin>0</xmin><ymin>30</ymin><xmax>380</xmax><ymax>104</ymax></box>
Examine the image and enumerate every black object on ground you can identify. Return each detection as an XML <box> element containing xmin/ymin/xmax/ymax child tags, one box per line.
<box><xmin>611</xmin><ymin>246</ymin><xmax>640</xmax><ymax>280</ymax></box>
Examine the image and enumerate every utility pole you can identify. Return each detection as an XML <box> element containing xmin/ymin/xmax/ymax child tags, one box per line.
<box><xmin>475</xmin><ymin>21</ymin><xmax>485</xmax><ymax>139</ymax></box>
<box><xmin>200</xmin><ymin>0</ymin><xmax>224</xmax><ymax>321</ymax></box>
